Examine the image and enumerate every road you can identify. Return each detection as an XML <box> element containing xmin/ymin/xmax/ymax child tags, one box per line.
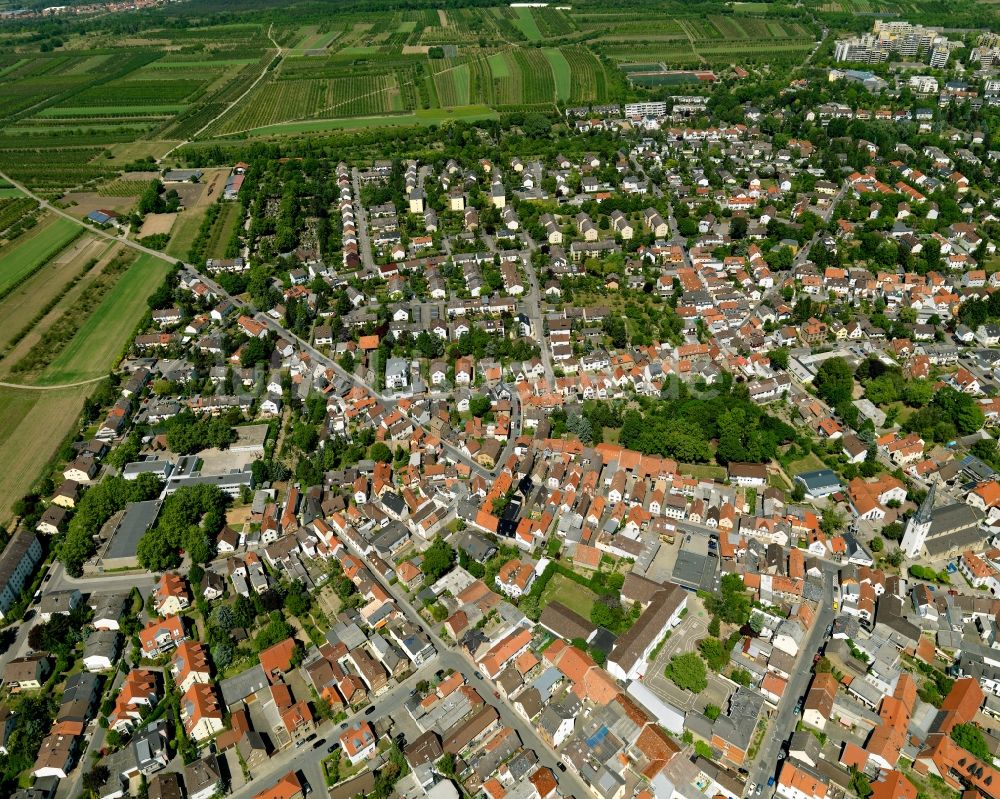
<box><xmin>746</xmin><ymin>569</ymin><xmax>835</xmax><ymax>798</ymax></box>
<box><xmin>347</xmin><ymin>540</ymin><xmax>594</xmax><ymax>799</ymax></box>
<box><xmin>793</xmin><ymin>180</ymin><xmax>848</xmax><ymax>269</ymax></box>
<box><xmin>224</xmin><ymin>660</ymin><xmax>441</xmax><ymax>799</ymax></box>
<box><xmin>0</xmin><ymin>377</ymin><xmax>107</xmax><ymax>391</ymax></box>
<box><xmin>350</xmin><ymin>167</ymin><xmax>376</xmax><ymax>272</ymax></box>
<box><xmin>666</xmin><ymin>202</ymin><xmax>693</xmax><ymax>269</ymax></box>
<box><xmin>46</xmin><ymin>561</ymin><xmax>160</xmax><ymax>594</ymax></box>
<box><xmin>57</xmin><ymin>668</ymin><xmax>123</xmax><ymax>799</ymax></box>
<box><xmin>518</xmin><ymin>238</ymin><xmax>556</xmax><ymax>386</ymax></box>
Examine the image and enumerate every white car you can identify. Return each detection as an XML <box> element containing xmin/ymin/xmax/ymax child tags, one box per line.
<box><xmin>746</xmin><ymin>784</ymin><xmax>756</xmax><ymax>798</ymax></box>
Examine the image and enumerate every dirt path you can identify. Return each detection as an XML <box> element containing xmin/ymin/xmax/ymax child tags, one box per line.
<box><xmin>160</xmin><ymin>23</ymin><xmax>284</xmax><ymax>156</ymax></box>
<box><xmin>0</xmin><ymin>376</ymin><xmax>106</xmax><ymax>390</ymax></box>
<box><xmin>438</xmin><ymin>9</ymin><xmax>449</xmax><ymax>26</ymax></box>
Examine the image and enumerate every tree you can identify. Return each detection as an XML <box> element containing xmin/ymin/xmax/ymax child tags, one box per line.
<box><xmin>767</xmin><ymin>348</ymin><xmax>789</xmax><ymax>370</ymax></box>
<box><xmin>369</xmin><ymin>442</ymin><xmax>392</xmax><ymax>463</ymax></box>
<box><xmin>813</xmin><ymin>357</ymin><xmax>854</xmax><ymax>407</ymax></box>
<box><xmin>469</xmin><ymin>395</ymin><xmax>492</xmax><ymax>417</ymax></box>
<box><xmin>285</xmin><ymin>581</ymin><xmax>311</xmax><ymax>617</ymax></box>
<box><xmin>665</xmin><ymin>652</ymin><xmax>707</xmax><ymax>693</ymax></box>
<box><xmin>870</xmin><ymin>536</ymin><xmax>884</xmax><ymax>553</ymax></box>
<box><xmin>83</xmin><ymin>765</ymin><xmax>110</xmax><ymax>796</ymax></box>
<box><xmin>730</xmin><ymin>669</ymin><xmax>752</xmax><ymax>686</ymax></box>
<box><xmin>699</xmin><ymin>637</ymin><xmax>730</xmax><ymax>672</ymax></box>
<box><xmin>421</xmin><ymin>538</ymin><xmax>456</xmax><ymax>583</ymax></box>
<box><xmin>952</xmin><ymin>723</ymin><xmax>992</xmax><ymax>761</ymax></box>
<box><xmin>210</xmin><ymin>641</ymin><xmax>233</xmax><ymax>671</ymax></box>
<box><xmin>882</xmin><ymin>521</ymin><xmax>904</xmax><ymax>541</ymax></box>
<box><xmin>849</xmin><ymin>768</ymin><xmax>872</xmax><ymax>799</ymax></box>
<box><xmin>436</xmin><ymin>753</ymin><xmax>457</xmax><ymax>778</ymax></box>
<box><xmin>820</xmin><ymin>507</ymin><xmax>845</xmax><ymax>536</ymax></box>
<box><xmin>704</xmin><ymin>704</ymin><xmax>721</xmax><ymax>720</ymax></box>
<box><xmin>704</xmin><ymin>574</ymin><xmax>751</xmax><ymax>626</ymax></box>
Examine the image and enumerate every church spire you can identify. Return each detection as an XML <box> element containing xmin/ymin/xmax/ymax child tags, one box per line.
<box><xmin>915</xmin><ymin>479</ymin><xmax>936</xmax><ymax>524</ymax></box>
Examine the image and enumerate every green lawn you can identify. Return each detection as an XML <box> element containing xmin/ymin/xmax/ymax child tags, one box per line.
<box><xmin>0</xmin><ymin>187</ymin><xmax>24</xmax><ymax>198</ymax></box>
<box><xmin>544</xmin><ymin>48</ymin><xmax>572</xmax><ymax>102</ymax></box>
<box><xmin>785</xmin><ymin>451</ymin><xmax>827</xmax><ymax>476</ymax></box>
<box><xmin>0</xmin><ymin>216</ymin><xmax>81</xmax><ymax>298</ymax></box>
<box><xmin>514</xmin><ymin>7</ymin><xmax>543</xmax><ymax>41</ymax></box>
<box><xmin>678</xmin><ymin>462</ymin><xmax>727</xmax><ymax>481</ymax></box>
<box><xmin>540</xmin><ymin>573</ymin><xmax>598</xmax><ymax>620</ymax></box>
<box><xmin>38</xmin><ymin>253</ymin><xmax>170</xmax><ymax>384</ymax></box>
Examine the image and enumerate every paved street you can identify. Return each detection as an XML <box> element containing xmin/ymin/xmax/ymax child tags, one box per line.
<box><xmin>746</xmin><ymin>569</ymin><xmax>835</xmax><ymax>798</ymax></box>
<box><xmin>350</xmin><ymin>168</ymin><xmax>376</xmax><ymax>272</ymax></box>
<box><xmin>350</xmin><ymin>545</ymin><xmax>594</xmax><ymax>799</ymax></box>
<box><xmin>519</xmin><ymin>241</ymin><xmax>556</xmax><ymax>385</ymax></box>
<box><xmin>225</xmin><ymin>660</ymin><xmax>441</xmax><ymax>799</ymax></box>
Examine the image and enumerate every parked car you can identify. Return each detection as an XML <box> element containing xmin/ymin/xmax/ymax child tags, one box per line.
<box><xmin>365</xmin><ymin>706</ymin><xmax>376</xmax><ymax>715</ymax></box>
<box><xmin>327</xmin><ymin>742</ymin><xmax>340</xmax><ymax>753</ymax></box>
<box><xmin>312</xmin><ymin>738</ymin><xmax>326</xmax><ymax>749</ymax></box>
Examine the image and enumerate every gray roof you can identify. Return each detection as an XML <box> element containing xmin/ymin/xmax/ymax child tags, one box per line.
<box><xmin>105</xmin><ymin>500</ymin><xmax>161</xmax><ymax>560</ymax></box>
<box><xmin>219</xmin><ymin>664</ymin><xmax>268</xmax><ymax>705</ymax></box>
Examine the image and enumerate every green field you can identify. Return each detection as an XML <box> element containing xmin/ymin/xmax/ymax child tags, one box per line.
<box><xmin>38</xmin><ymin>253</ymin><xmax>171</xmax><ymax>384</ymax></box>
<box><xmin>544</xmin><ymin>48</ymin><xmax>571</xmax><ymax>102</ymax></box>
<box><xmin>166</xmin><ymin>207</ymin><xmax>208</xmax><ymax>259</ymax></box>
<box><xmin>487</xmin><ymin>52</ymin><xmax>511</xmax><ymax>79</ymax></box>
<box><xmin>205</xmin><ymin>202</ymin><xmax>241</xmax><ymax>259</ymax></box>
<box><xmin>513</xmin><ymin>7</ymin><xmax>542</xmax><ymax>41</ymax></box>
<box><xmin>0</xmin><ymin>216</ymin><xmax>82</xmax><ymax>298</ymax></box>
<box><xmin>235</xmin><ymin>105</ymin><xmax>499</xmax><ymax>136</ymax></box>
<box><xmin>540</xmin><ymin>573</ymin><xmax>598</xmax><ymax>619</ymax></box>
<box><xmin>784</xmin><ymin>451</ymin><xmax>827</xmax><ymax>477</ymax></box>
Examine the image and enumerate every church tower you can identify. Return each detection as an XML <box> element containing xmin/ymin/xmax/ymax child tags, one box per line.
<box><xmin>901</xmin><ymin>480</ymin><xmax>935</xmax><ymax>559</ymax></box>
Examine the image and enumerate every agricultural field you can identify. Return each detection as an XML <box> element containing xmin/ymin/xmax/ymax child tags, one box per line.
<box><xmin>0</xmin><ymin>216</ymin><xmax>81</xmax><ymax>300</ymax></box>
<box><xmin>0</xmin><ymin>236</ymin><xmax>110</xmax><ymax>355</ymax></box>
<box><xmin>36</xmin><ymin>253</ymin><xmax>171</xmax><ymax>385</ymax></box>
<box><xmin>0</xmin><ymin>386</ymin><xmax>91</xmax><ymax>529</ymax></box>
<box><xmin>0</xmin><ymin>4</ymin><xmax>818</xmax><ymax>194</ymax></box>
